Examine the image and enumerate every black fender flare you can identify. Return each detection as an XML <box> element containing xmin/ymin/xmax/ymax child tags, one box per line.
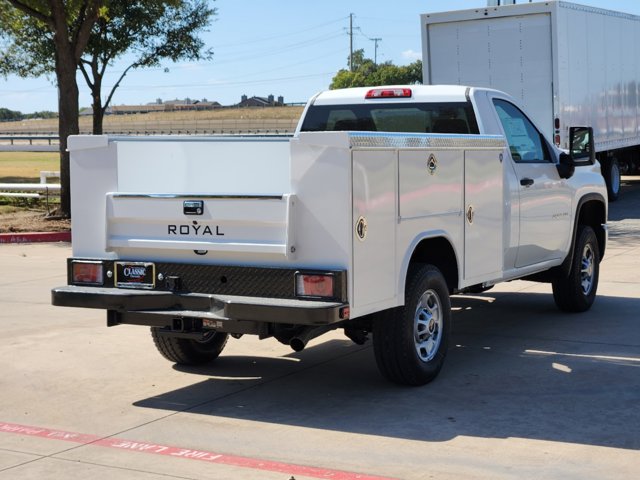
<box><xmin>558</xmin><ymin>193</ymin><xmax>607</xmax><ymax>278</ymax></box>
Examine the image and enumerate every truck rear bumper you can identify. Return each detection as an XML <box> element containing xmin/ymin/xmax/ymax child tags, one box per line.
<box><xmin>52</xmin><ymin>285</ymin><xmax>349</xmax><ymax>328</ymax></box>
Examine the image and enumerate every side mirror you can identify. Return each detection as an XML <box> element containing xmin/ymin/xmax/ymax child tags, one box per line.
<box><xmin>557</xmin><ymin>152</ymin><xmax>575</xmax><ymax>179</ymax></box>
<box><xmin>557</xmin><ymin>126</ymin><xmax>595</xmax><ymax>179</ymax></box>
<box><xmin>569</xmin><ymin>126</ymin><xmax>595</xmax><ymax>164</ymax></box>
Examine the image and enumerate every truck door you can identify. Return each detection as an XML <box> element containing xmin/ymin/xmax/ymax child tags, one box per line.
<box><xmin>492</xmin><ymin>98</ymin><xmax>572</xmax><ymax>268</ymax></box>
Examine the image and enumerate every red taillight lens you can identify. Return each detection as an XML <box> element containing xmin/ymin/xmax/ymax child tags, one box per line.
<box><xmin>72</xmin><ymin>261</ymin><xmax>104</xmax><ymax>285</ymax></box>
<box><xmin>365</xmin><ymin>88</ymin><xmax>412</xmax><ymax>99</ymax></box>
<box><xmin>296</xmin><ymin>273</ymin><xmax>335</xmax><ymax>298</ymax></box>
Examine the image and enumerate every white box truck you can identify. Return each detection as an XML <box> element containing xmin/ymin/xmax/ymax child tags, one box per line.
<box><xmin>421</xmin><ymin>0</ymin><xmax>640</xmax><ymax>200</ymax></box>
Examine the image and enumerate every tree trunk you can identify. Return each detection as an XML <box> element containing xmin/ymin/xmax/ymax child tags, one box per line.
<box><xmin>92</xmin><ymin>91</ymin><xmax>103</xmax><ymax>135</ymax></box>
<box><xmin>53</xmin><ymin>38</ymin><xmax>80</xmax><ymax>218</ymax></box>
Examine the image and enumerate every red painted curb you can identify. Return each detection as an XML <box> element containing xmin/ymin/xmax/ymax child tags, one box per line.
<box><xmin>0</xmin><ymin>231</ymin><xmax>71</xmax><ymax>244</ymax></box>
<box><xmin>0</xmin><ymin>421</ymin><xmax>397</xmax><ymax>480</ymax></box>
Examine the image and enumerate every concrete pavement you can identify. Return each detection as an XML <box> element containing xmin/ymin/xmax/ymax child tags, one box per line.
<box><xmin>0</xmin><ymin>180</ymin><xmax>638</xmax><ymax>479</ymax></box>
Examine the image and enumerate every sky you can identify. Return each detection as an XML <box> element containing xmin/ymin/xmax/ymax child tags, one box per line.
<box><xmin>2</xmin><ymin>0</ymin><xmax>640</xmax><ymax>114</ymax></box>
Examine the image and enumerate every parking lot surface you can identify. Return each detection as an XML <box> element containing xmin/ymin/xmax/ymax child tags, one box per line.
<box><xmin>1</xmin><ymin>179</ymin><xmax>639</xmax><ymax>479</ymax></box>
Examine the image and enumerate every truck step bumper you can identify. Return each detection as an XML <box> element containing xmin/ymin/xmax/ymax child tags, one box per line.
<box><xmin>51</xmin><ymin>285</ymin><xmax>348</xmax><ymax>327</ymax></box>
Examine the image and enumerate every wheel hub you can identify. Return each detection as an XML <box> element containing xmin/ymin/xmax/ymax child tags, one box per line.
<box><xmin>414</xmin><ymin>290</ymin><xmax>443</xmax><ymax>363</ymax></box>
<box><xmin>580</xmin><ymin>244</ymin><xmax>595</xmax><ymax>295</ymax></box>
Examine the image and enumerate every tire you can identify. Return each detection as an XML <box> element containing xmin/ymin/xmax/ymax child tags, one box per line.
<box><xmin>151</xmin><ymin>328</ymin><xmax>228</xmax><ymax>365</ymax></box>
<box><xmin>602</xmin><ymin>157</ymin><xmax>620</xmax><ymax>202</ymax></box>
<box><xmin>552</xmin><ymin>225</ymin><xmax>600</xmax><ymax>313</ymax></box>
<box><xmin>373</xmin><ymin>264</ymin><xmax>451</xmax><ymax>386</ymax></box>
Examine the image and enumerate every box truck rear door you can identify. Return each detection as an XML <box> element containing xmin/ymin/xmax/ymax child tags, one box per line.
<box><xmin>426</xmin><ymin>12</ymin><xmax>554</xmax><ymax>140</ymax></box>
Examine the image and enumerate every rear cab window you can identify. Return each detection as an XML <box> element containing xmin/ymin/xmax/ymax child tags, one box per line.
<box><xmin>301</xmin><ymin>102</ymin><xmax>479</xmax><ymax>134</ymax></box>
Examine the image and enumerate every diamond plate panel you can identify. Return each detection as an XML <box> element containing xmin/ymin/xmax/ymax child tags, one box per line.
<box><xmin>349</xmin><ymin>133</ymin><xmax>506</xmax><ymax>149</ymax></box>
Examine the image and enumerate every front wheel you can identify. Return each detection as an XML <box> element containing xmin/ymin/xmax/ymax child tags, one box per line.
<box><xmin>373</xmin><ymin>264</ymin><xmax>451</xmax><ymax>386</ymax></box>
<box><xmin>552</xmin><ymin>225</ymin><xmax>600</xmax><ymax>312</ymax></box>
<box><xmin>151</xmin><ymin>328</ymin><xmax>228</xmax><ymax>365</ymax></box>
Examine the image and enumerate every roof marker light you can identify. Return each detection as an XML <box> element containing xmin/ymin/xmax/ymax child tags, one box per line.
<box><xmin>365</xmin><ymin>88</ymin><xmax>412</xmax><ymax>99</ymax></box>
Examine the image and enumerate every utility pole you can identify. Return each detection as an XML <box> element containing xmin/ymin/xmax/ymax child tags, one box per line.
<box><xmin>371</xmin><ymin>37</ymin><xmax>382</xmax><ymax>65</ymax></box>
<box><xmin>349</xmin><ymin>13</ymin><xmax>354</xmax><ymax>71</ymax></box>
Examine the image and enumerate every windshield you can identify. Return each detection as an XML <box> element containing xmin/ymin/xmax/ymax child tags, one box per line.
<box><xmin>300</xmin><ymin>102</ymin><xmax>479</xmax><ymax>134</ymax></box>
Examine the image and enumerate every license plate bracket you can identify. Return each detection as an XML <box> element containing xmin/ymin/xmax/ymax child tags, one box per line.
<box><xmin>115</xmin><ymin>262</ymin><xmax>155</xmax><ymax>289</ymax></box>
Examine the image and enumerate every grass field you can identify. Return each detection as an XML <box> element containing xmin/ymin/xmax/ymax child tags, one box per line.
<box><xmin>0</xmin><ymin>106</ymin><xmax>305</xmax><ymax>134</ymax></box>
<box><xmin>0</xmin><ymin>151</ymin><xmax>59</xmax><ymax>183</ymax></box>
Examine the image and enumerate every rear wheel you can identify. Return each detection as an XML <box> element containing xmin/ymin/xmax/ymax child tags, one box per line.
<box><xmin>373</xmin><ymin>264</ymin><xmax>451</xmax><ymax>386</ymax></box>
<box><xmin>552</xmin><ymin>225</ymin><xmax>600</xmax><ymax>312</ymax></box>
<box><xmin>602</xmin><ymin>157</ymin><xmax>620</xmax><ymax>202</ymax></box>
<box><xmin>151</xmin><ymin>328</ymin><xmax>228</xmax><ymax>365</ymax></box>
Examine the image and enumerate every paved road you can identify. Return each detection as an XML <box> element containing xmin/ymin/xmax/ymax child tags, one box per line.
<box><xmin>1</xmin><ymin>181</ymin><xmax>639</xmax><ymax>479</ymax></box>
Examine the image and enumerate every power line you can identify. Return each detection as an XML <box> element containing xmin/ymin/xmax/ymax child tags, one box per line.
<box><xmin>212</xmin><ymin>16</ymin><xmax>348</xmax><ymax>48</ymax></box>
<box><xmin>110</xmin><ymin>71</ymin><xmax>336</xmax><ymax>91</ymax></box>
<box><xmin>345</xmin><ymin>14</ymin><xmax>383</xmax><ymax>68</ymax></box>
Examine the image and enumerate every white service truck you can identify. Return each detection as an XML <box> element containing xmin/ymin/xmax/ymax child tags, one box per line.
<box><xmin>52</xmin><ymin>85</ymin><xmax>607</xmax><ymax>386</ymax></box>
<box><xmin>421</xmin><ymin>0</ymin><xmax>640</xmax><ymax>201</ymax></box>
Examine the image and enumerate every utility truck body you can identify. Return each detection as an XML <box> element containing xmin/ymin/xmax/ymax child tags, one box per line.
<box><xmin>53</xmin><ymin>85</ymin><xmax>607</xmax><ymax>385</ymax></box>
<box><xmin>421</xmin><ymin>0</ymin><xmax>640</xmax><ymax>200</ymax></box>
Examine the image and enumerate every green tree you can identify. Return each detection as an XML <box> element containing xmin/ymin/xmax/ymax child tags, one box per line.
<box><xmin>0</xmin><ymin>1</ymin><xmax>215</xmax><ymax>215</ymax></box>
<box><xmin>330</xmin><ymin>49</ymin><xmax>422</xmax><ymax>89</ymax></box>
<box><xmin>0</xmin><ymin>107</ymin><xmax>23</xmax><ymax>121</ymax></box>
<box><xmin>0</xmin><ymin>0</ymin><xmax>104</xmax><ymax>217</ymax></box>
<box><xmin>80</xmin><ymin>0</ymin><xmax>215</xmax><ymax>134</ymax></box>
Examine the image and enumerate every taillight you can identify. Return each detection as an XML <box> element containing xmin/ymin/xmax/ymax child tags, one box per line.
<box><xmin>295</xmin><ymin>273</ymin><xmax>335</xmax><ymax>298</ymax></box>
<box><xmin>71</xmin><ymin>261</ymin><xmax>104</xmax><ymax>285</ymax></box>
<box><xmin>365</xmin><ymin>88</ymin><xmax>412</xmax><ymax>99</ymax></box>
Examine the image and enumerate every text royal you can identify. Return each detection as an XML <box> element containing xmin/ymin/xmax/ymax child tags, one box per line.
<box><xmin>168</xmin><ymin>224</ymin><xmax>225</xmax><ymax>236</ymax></box>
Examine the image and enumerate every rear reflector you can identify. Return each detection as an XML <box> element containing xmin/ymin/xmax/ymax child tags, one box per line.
<box><xmin>295</xmin><ymin>273</ymin><xmax>335</xmax><ymax>298</ymax></box>
<box><xmin>72</xmin><ymin>261</ymin><xmax>104</xmax><ymax>285</ymax></box>
<box><xmin>365</xmin><ymin>88</ymin><xmax>412</xmax><ymax>99</ymax></box>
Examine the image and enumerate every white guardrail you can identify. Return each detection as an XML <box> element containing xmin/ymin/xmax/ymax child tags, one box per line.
<box><xmin>0</xmin><ymin>135</ymin><xmax>59</xmax><ymax>152</ymax></box>
<box><xmin>0</xmin><ymin>171</ymin><xmax>61</xmax><ymax>200</ymax></box>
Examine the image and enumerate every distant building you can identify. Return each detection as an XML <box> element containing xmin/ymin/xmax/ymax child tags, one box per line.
<box><xmin>104</xmin><ymin>99</ymin><xmax>221</xmax><ymax>115</ymax></box>
<box><xmin>237</xmin><ymin>94</ymin><xmax>285</xmax><ymax>107</ymax></box>
<box><xmin>110</xmin><ymin>104</ymin><xmax>166</xmax><ymax>115</ymax></box>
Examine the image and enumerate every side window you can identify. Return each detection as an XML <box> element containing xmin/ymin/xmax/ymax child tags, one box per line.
<box><xmin>493</xmin><ymin>99</ymin><xmax>550</xmax><ymax>163</ymax></box>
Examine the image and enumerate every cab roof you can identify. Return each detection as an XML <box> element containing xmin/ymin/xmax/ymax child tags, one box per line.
<box><xmin>311</xmin><ymin>85</ymin><xmax>472</xmax><ymax>105</ymax></box>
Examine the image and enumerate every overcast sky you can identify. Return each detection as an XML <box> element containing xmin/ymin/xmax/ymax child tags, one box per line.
<box><xmin>1</xmin><ymin>0</ymin><xmax>640</xmax><ymax>113</ymax></box>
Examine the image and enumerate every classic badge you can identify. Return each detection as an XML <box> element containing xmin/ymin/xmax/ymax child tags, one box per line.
<box><xmin>115</xmin><ymin>262</ymin><xmax>155</xmax><ymax>289</ymax></box>
<box><xmin>427</xmin><ymin>154</ymin><xmax>438</xmax><ymax>175</ymax></box>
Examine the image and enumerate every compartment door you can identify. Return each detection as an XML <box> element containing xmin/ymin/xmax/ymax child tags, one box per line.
<box><xmin>464</xmin><ymin>150</ymin><xmax>503</xmax><ymax>283</ymax></box>
<box><xmin>352</xmin><ymin>150</ymin><xmax>397</xmax><ymax>311</ymax></box>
